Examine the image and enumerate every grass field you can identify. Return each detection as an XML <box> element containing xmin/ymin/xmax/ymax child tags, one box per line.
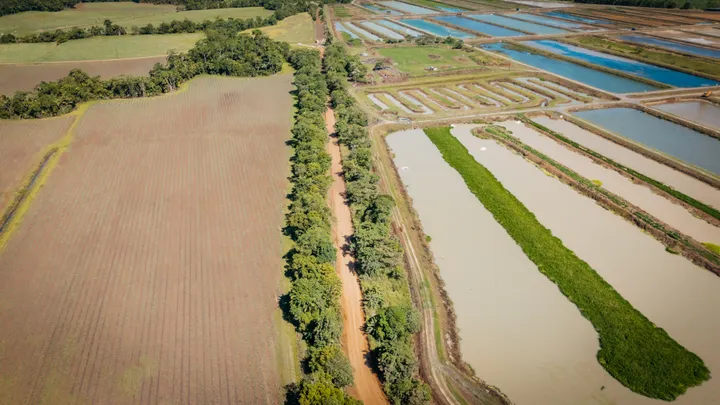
<box><xmin>0</xmin><ymin>2</ymin><xmax>175</xmax><ymax>35</ymax></box>
<box><xmin>0</xmin><ymin>75</ymin><xmax>295</xmax><ymax>404</ymax></box>
<box><xmin>572</xmin><ymin>36</ymin><xmax>720</xmax><ymax>78</ymax></box>
<box><xmin>120</xmin><ymin>7</ymin><xmax>272</xmax><ymax>29</ymax></box>
<box><xmin>377</xmin><ymin>46</ymin><xmax>485</xmax><ymax>75</ymax></box>
<box><xmin>424</xmin><ymin>126</ymin><xmax>710</xmax><ymax>401</ymax></box>
<box><xmin>0</xmin><ymin>33</ymin><xmax>202</xmax><ymax>63</ymax></box>
<box><xmin>250</xmin><ymin>13</ymin><xmax>315</xmax><ymax>45</ymax></box>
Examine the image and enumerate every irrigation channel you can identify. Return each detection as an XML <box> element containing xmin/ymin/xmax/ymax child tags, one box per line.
<box><xmin>386</xmin><ymin>124</ymin><xmax>720</xmax><ymax>405</ymax></box>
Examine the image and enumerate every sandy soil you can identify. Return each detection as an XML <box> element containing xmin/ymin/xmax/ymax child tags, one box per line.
<box><xmin>0</xmin><ymin>56</ymin><xmax>166</xmax><ymax>95</ymax></box>
<box><xmin>0</xmin><ymin>76</ymin><xmax>294</xmax><ymax>405</ymax></box>
<box><xmin>0</xmin><ymin>116</ymin><xmax>74</xmax><ymax>210</ymax></box>
<box><xmin>324</xmin><ymin>108</ymin><xmax>388</xmax><ymax>405</ymax></box>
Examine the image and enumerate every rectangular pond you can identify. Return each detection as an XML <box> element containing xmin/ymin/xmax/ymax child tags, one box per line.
<box><xmin>535</xmin><ymin>116</ymin><xmax>720</xmax><ymax>209</ymax></box>
<box><xmin>344</xmin><ymin>22</ymin><xmax>382</xmax><ymax>41</ymax></box>
<box><xmin>398</xmin><ymin>19</ymin><xmax>474</xmax><ymax>38</ymax></box>
<box><xmin>450</xmin><ymin>123</ymin><xmax>720</xmax><ymax>405</ymax></box>
<box><xmin>377</xmin><ymin>19</ymin><xmax>424</xmax><ymax>36</ymax></box>
<box><xmin>433</xmin><ymin>15</ymin><xmax>524</xmax><ymax>37</ymax></box>
<box><xmin>468</xmin><ymin>14</ymin><xmax>569</xmax><ymax>35</ymax></box>
<box><xmin>653</xmin><ymin>100</ymin><xmax>720</xmax><ymax>129</ymax></box>
<box><xmin>379</xmin><ymin>1</ymin><xmax>437</xmax><ymax>14</ymax></box>
<box><xmin>513</xmin><ymin>13</ymin><xmax>587</xmax><ymax>29</ymax></box>
<box><xmin>360</xmin><ymin>21</ymin><xmax>405</xmax><ymax>39</ymax></box>
<box><xmin>619</xmin><ymin>35</ymin><xmax>720</xmax><ymax>60</ymax></box>
<box><xmin>335</xmin><ymin>22</ymin><xmax>360</xmax><ymax>39</ymax></box>
<box><xmin>526</xmin><ymin>40</ymin><xmax>720</xmax><ymax>88</ymax></box>
<box><xmin>361</xmin><ymin>3</ymin><xmax>403</xmax><ymax>15</ymax></box>
<box><xmin>481</xmin><ymin>42</ymin><xmax>659</xmax><ymax>93</ymax></box>
<box><xmin>574</xmin><ymin>107</ymin><xmax>720</xmax><ymax>175</ymax></box>
<box><xmin>435</xmin><ymin>5</ymin><xmax>464</xmax><ymax>12</ymax></box>
<box><xmin>545</xmin><ymin>10</ymin><xmax>611</xmax><ymax>24</ymax></box>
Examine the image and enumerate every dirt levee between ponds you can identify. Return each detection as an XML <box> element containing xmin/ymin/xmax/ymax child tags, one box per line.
<box><xmin>0</xmin><ymin>75</ymin><xmax>294</xmax><ymax>405</ymax></box>
<box><xmin>0</xmin><ymin>56</ymin><xmax>166</xmax><ymax>95</ymax></box>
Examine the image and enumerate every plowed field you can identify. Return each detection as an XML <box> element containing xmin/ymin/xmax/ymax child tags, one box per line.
<box><xmin>0</xmin><ymin>116</ymin><xmax>74</xmax><ymax>210</ymax></box>
<box><xmin>0</xmin><ymin>56</ymin><xmax>166</xmax><ymax>95</ymax></box>
<box><xmin>0</xmin><ymin>75</ymin><xmax>294</xmax><ymax>405</ymax></box>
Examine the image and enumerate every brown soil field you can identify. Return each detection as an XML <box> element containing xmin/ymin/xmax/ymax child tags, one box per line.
<box><xmin>0</xmin><ymin>75</ymin><xmax>294</xmax><ymax>405</ymax></box>
<box><xmin>0</xmin><ymin>56</ymin><xmax>166</xmax><ymax>95</ymax></box>
<box><xmin>582</xmin><ymin>10</ymin><xmax>668</xmax><ymax>26</ymax></box>
<box><xmin>0</xmin><ymin>116</ymin><xmax>74</xmax><ymax>211</ymax></box>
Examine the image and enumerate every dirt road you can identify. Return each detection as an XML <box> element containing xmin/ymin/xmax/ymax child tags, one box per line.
<box><xmin>325</xmin><ymin>108</ymin><xmax>388</xmax><ymax>405</ymax></box>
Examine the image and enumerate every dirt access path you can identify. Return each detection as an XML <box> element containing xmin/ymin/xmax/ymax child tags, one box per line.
<box><xmin>325</xmin><ymin>108</ymin><xmax>388</xmax><ymax>405</ymax></box>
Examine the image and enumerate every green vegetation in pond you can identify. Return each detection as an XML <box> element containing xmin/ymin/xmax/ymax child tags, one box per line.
<box><xmin>424</xmin><ymin>125</ymin><xmax>710</xmax><ymax>401</ymax></box>
<box><xmin>523</xmin><ymin>117</ymin><xmax>720</xmax><ymax>222</ymax></box>
<box><xmin>704</xmin><ymin>242</ymin><xmax>720</xmax><ymax>255</ymax></box>
<box><xmin>571</xmin><ymin>36</ymin><xmax>720</xmax><ymax>79</ymax></box>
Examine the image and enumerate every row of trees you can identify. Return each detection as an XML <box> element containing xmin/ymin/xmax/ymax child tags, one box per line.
<box><xmin>283</xmin><ymin>48</ymin><xmax>360</xmax><ymax>405</ymax></box>
<box><xmin>0</xmin><ymin>6</ymin><xmax>296</xmax><ymax>44</ymax></box>
<box><xmin>324</xmin><ymin>42</ymin><xmax>430</xmax><ymax>405</ymax></box>
<box><xmin>573</xmin><ymin>0</ymin><xmax>707</xmax><ymax>9</ymax></box>
<box><xmin>0</xmin><ymin>0</ymin><xmax>313</xmax><ymax>16</ymax></box>
<box><xmin>0</xmin><ymin>29</ymin><xmax>290</xmax><ymax>119</ymax></box>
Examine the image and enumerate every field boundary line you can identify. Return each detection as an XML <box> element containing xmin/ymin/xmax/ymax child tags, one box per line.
<box><xmin>0</xmin><ymin>54</ymin><xmax>170</xmax><ymax>66</ymax></box>
<box><xmin>0</xmin><ymin>103</ymin><xmax>90</xmax><ymax>252</ymax></box>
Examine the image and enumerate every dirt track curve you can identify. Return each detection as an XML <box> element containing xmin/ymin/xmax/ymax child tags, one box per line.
<box><xmin>325</xmin><ymin>108</ymin><xmax>388</xmax><ymax>405</ymax></box>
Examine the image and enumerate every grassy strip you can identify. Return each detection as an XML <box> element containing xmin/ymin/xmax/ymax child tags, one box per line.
<box><xmin>424</xmin><ymin>126</ymin><xmax>710</xmax><ymax>401</ymax></box>
<box><xmin>571</xmin><ymin>36</ymin><xmax>720</xmax><ymax>80</ymax></box>
<box><xmin>528</xmin><ymin>78</ymin><xmax>592</xmax><ymax>102</ymax></box>
<box><xmin>424</xmin><ymin>89</ymin><xmax>463</xmax><ymax>109</ymax></box>
<box><xmin>451</xmin><ymin>85</ymin><xmax>493</xmax><ymax>106</ymax></box>
<box><xmin>522</xmin><ymin>117</ymin><xmax>720</xmax><ymax>222</ymax></box>
<box><xmin>705</xmin><ymin>243</ymin><xmax>720</xmax><ymax>255</ymax></box>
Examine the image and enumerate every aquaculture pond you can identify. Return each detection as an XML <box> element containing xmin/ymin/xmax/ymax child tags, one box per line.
<box><xmin>526</xmin><ymin>40</ymin><xmax>720</xmax><ymax>88</ymax></box>
<box><xmin>653</xmin><ymin>101</ymin><xmax>720</xmax><ymax>129</ymax></box>
<box><xmin>434</xmin><ymin>15</ymin><xmax>524</xmax><ymax>37</ymax></box>
<box><xmin>360</xmin><ymin>21</ymin><xmax>405</xmax><ymax>39</ymax></box>
<box><xmin>481</xmin><ymin>43</ymin><xmax>658</xmax><ymax>93</ymax></box>
<box><xmin>435</xmin><ymin>5</ymin><xmax>464</xmax><ymax>12</ymax></box>
<box><xmin>619</xmin><ymin>35</ymin><xmax>720</xmax><ymax>59</ymax></box>
<box><xmin>574</xmin><ymin>107</ymin><xmax>720</xmax><ymax>175</ymax></box>
<box><xmin>344</xmin><ymin>22</ymin><xmax>382</xmax><ymax>41</ymax></box>
<box><xmin>451</xmin><ymin>123</ymin><xmax>720</xmax><ymax>405</ymax></box>
<box><xmin>380</xmin><ymin>1</ymin><xmax>437</xmax><ymax>14</ymax></box>
<box><xmin>377</xmin><ymin>19</ymin><xmax>423</xmax><ymax>36</ymax></box>
<box><xmin>399</xmin><ymin>19</ymin><xmax>474</xmax><ymax>38</ymax></box>
<box><xmin>335</xmin><ymin>22</ymin><xmax>360</xmax><ymax>39</ymax></box>
<box><xmin>361</xmin><ymin>3</ymin><xmax>403</xmax><ymax>15</ymax></box>
<box><xmin>468</xmin><ymin>14</ymin><xmax>569</xmax><ymax>35</ymax></box>
<box><xmin>513</xmin><ymin>13</ymin><xmax>587</xmax><ymax>29</ymax></box>
<box><xmin>545</xmin><ymin>10</ymin><xmax>611</xmax><ymax>24</ymax></box>
<box><xmin>535</xmin><ymin>116</ymin><xmax>720</xmax><ymax>208</ymax></box>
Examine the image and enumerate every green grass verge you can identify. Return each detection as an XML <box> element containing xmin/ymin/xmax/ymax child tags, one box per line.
<box><xmin>121</xmin><ymin>7</ymin><xmax>272</xmax><ymax>29</ymax></box>
<box><xmin>572</xmin><ymin>36</ymin><xmax>720</xmax><ymax>79</ymax></box>
<box><xmin>704</xmin><ymin>242</ymin><xmax>720</xmax><ymax>255</ymax></box>
<box><xmin>0</xmin><ymin>33</ymin><xmax>203</xmax><ymax>63</ymax></box>
<box><xmin>522</xmin><ymin>117</ymin><xmax>720</xmax><ymax>222</ymax></box>
<box><xmin>424</xmin><ymin>125</ymin><xmax>710</xmax><ymax>401</ymax></box>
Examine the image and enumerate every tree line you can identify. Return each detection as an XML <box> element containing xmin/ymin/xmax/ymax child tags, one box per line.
<box><xmin>324</xmin><ymin>41</ymin><xmax>431</xmax><ymax>405</ymax></box>
<box><xmin>572</xmin><ymin>0</ymin><xmax>713</xmax><ymax>9</ymax></box>
<box><xmin>0</xmin><ymin>0</ymin><xmax>313</xmax><ymax>16</ymax></box>
<box><xmin>0</xmin><ymin>11</ymin><xmax>290</xmax><ymax>44</ymax></box>
<box><xmin>282</xmin><ymin>47</ymin><xmax>360</xmax><ymax>405</ymax></box>
<box><xmin>0</xmin><ymin>28</ymin><xmax>289</xmax><ymax>119</ymax></box>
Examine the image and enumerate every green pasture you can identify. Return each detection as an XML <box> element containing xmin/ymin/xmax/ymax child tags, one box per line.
<box><xmin>377</xmin><ymin>46</ymin><xmax>481</xmax><ymax>75</ymax></box>
<box><xmin>0</xmin><ymin>2</ymin><xmax>175</xmax><ymax>35</ymax></box>
<box><xmin>250</xmin><ymin>13</ymin><xmax>315</xmax><ymax>45</ymax></box>
<box><xmin>0</xmin><ymin>33</ymin><xmax>202</xmax><ymax>63</ymax></box>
